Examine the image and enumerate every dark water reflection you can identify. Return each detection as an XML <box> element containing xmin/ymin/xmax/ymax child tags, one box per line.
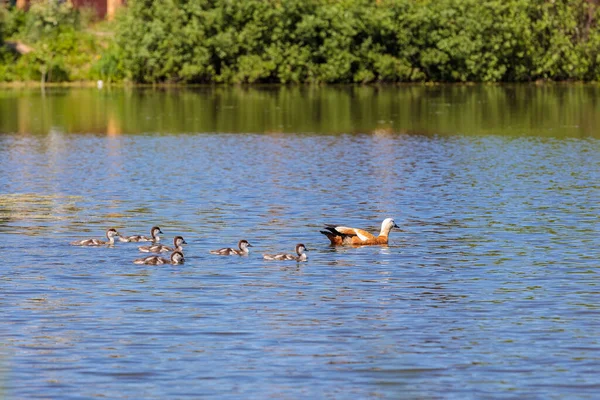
<box><xmin>1</xmin><ymin>84</ymin><xmax>600</xmax><ymax>137</ymax></box>
<box><xmin>0</xmin><ymin>86</ymin><xmax>599</xmax><ymax>399</ymax></box>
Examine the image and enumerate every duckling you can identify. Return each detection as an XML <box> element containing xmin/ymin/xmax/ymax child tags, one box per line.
<box><xmin>120</xmin><ymin>226</ymin><xmax>162</xmax><ymax>243</ymax></box>
<box><xmin>210</xmin><ymin>239</ymin><xmax>252</xmax><ymax>256</ymax></box>
<box><xmin>320</xmin><ymin>218</ymin><xmax>399</xmax><ymax>246</ymax></box>
<box><xmin>133</xmin><ymin>251</ymin><xmax>184</xmax><ymax>265</ymax></box>
<box><xmin>138</xmin><ymin>235</ymin><xmax>186</xmax><ymax>253</ymax></box>
<box><xmin>70</xmin><ymin>228</ymin><xmax>120</xmax><ymax>246</ymax></box>
<box><xmin>263</xmin><ymin>244</ymin><xmax>308</xmax><ymax>261</ymax></box>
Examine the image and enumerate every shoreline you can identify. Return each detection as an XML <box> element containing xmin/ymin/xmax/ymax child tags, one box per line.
<box><xmin>0</xmin><ymin>80</ymin><xmax>597</xmax><ymax>89</ymax></box>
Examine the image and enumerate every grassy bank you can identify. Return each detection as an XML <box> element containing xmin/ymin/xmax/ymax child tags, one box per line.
<box><xmin>2</xmin><ymin>0</ymin><xmax>600</xmax><ymax>84</ymax></box>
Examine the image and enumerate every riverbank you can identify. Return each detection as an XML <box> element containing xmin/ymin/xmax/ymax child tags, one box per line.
<box><xmin>3</xmin><ymin>0</ymin><xmax>600</xmax><ymax>84</ymax></box>
<box><xmin>2</xmin><ymin>80</ymin><xmax>598</xmax><ymax>89</ymax></box>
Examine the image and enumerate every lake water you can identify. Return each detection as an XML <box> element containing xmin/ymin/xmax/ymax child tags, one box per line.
<box><xmin>0</xmin><ymin>85</ymin><xmax>599</xmax><ymax>399</ymax></box>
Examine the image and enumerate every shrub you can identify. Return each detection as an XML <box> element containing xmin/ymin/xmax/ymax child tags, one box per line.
<box><xmin>5</xmin><ymin>0</ymin><xmax>600</xmax><ymax>83</ymax></box>
<box><xmin>113</xmin><ymin>0</ymin><xmax>600</xmax><ymax>83</ymax></box>
<box><xmin>0</xmin><ymin>1</ymin><xmax>100</xmax><ymax>82</ymax></box>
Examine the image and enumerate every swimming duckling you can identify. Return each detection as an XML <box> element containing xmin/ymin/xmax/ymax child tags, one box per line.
<box><xmin>70</xmin><ymin>228</ymin><xmax>120</xmax><ymax>246</ymax></box>
<box><xmin>133</xmin><ymin>251</ymin><xmax>184</xmax><ymax>265</ymax></box>
<box><xmin>138</xmin><ymin>235</ymin><xmax>186</xmax><ymax>253</ymax></box>
<box><xmin>210</xmin><ymin>240</ymin><xmax>252</xmax><ymax>256</ymax></box>
<box><xmin>320</xmin><ymin>218</ymin><xmax>399</xmax><ymax>246</ymax></box>
<box><xmin>263</xmin><ymin>244</ymin><xmax>308</xmax><ymax>261</ymax></box>
<box><xmin>120</xmin><ymin>226</ymin><xmax>163</xmax><ymax>243</ymax></box>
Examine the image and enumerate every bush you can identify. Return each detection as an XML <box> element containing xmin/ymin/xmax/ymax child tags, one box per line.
<box><xmin>110</xmin><ymin>0</ymin><xmax>600</xmax><ymax>83</ymax></box>
<box><xmin>0</xmin><ymin>0</ymin><xmax>100</xmax><ymax>82</ymax></box>
<box><xmin>1</xmin><ymin>6</ymin><xmax>27</xmax><ymax>39</ymax></box>
<box><xmin>0</xmin><ymin>6</ymin><xmax>4</xmax><ymax>46</ymax></box>
<box><xmin>4</xmin><ymin>0</ymin><xmax>600</xmax><ymax>83</ymax></box>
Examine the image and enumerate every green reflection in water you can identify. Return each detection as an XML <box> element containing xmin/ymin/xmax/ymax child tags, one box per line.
<box><xmin>0</xmin><ymin>85</ymin><xmax>598</xmax><ymax>138</ymax></box>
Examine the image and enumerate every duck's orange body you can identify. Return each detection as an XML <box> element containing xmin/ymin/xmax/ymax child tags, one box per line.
<box><xmin>320</xmin><ymin>218</ymin><xmax>399</xmax><ymax>246</ymax></box>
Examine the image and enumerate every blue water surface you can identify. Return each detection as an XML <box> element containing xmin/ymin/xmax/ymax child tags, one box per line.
<box><xmin>0</xmin><ymin>87</ymin><xmax>599</xmax><ymax>399</ymax></box>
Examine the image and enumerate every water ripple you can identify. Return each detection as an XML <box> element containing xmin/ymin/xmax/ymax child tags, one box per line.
<box><xmin>0</xmin><ymin>90</ymin><xmax>599</xmax><ymax>399</ymax></box>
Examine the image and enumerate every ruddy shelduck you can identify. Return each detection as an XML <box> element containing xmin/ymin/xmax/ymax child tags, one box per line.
<box><xmin>210</xmin><ymin>240</ymin><xmax>253</xmax><ymax>256</ymax></box>
<box><xmin>263</xmin><ymin>244</ymin><xmax>308</xmax><ymax>261</ymax></box>
<box><xmin>70</xmin><ymin>228</ymin><xmax>120</xmax><ymax>246</ymax></box>
<box><xmin>320</xmin><ymin>218</ymin><xmax>399</xmax><ymax>246</ymax></box>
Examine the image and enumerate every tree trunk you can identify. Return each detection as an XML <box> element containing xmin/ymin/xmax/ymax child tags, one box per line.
<box><xmin>107</xmin><ymin>0</ymin><xmax>125</xmax><ymax>20</ymax></box>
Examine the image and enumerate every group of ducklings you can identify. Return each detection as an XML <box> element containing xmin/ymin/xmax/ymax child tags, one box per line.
<box><xmin>70</xmin><ymin>226</ymin><xmax>186</xmax><ymax>265</ymax></box>
<box><xmin>70</xmin><ymin>225</ymin><xmax>308</xmax><ymax>264</ymax></box>
<box><xmin>70</xmin><ymin>218</ymin><xmax>399</xmax><ymax>265</ymax></box>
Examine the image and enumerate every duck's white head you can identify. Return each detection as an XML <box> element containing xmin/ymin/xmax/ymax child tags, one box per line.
<box><xmin>239</xmin><ymin>240</ymin><xmax>252</xmax><ymax>250</ymax></box>
<box><xmin>174</xmin><ymin>236</ymin><xmax>186</xmax><ymax>246</ymax></box>
<box><xmin>381</xmin><ymin>218</ymin><xmax>399</xmax><ymax>234</ymax></box>
<box><xmin>171</xmin><ymin>251</ymin><xmax>185</xmax><ymax>264</ymax></box>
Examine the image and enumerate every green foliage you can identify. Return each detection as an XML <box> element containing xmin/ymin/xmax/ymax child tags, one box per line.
<box><xmin>110</xmin><ymin>0</ymin><xmax>600</xmax><ymax>83</ymax></box>
<box><xmin>4</xmin><ymin>0</ymin><xmax>600</xmax><ymax>83</ymax></box>
<box><xmin>0</xmin><ymin>6</ymin><xmax>15</xmax><ymax>81</ymax></box>
<box><xmin>0</xmin><ymin>6</ymin><xmax>4</xmax><ymax>46</ymax></box>
<box><xmin>0</xmin><ymin>1</ymin><xmax>100</xmax><ymax>82</ymax></box>
<box><xmin>24</xmin><ymin>0</ymin><xmax>83</xmax><ymax>42</ymax></box>
<box><xmin>91</xmin><ymin>43</ymin><xmax>123</xmax><ymax>81</ymax></box>
<box><xmin>1</xmin><ymin>6</ymin><xmax>27</xmax><ymax>39</ymax></box>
